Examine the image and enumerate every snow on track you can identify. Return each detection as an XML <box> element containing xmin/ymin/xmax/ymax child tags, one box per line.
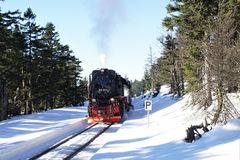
<box><xmin>37</xmin><ymin>123</ymin><xmax>111</xmax><ymax>160</ymax></box>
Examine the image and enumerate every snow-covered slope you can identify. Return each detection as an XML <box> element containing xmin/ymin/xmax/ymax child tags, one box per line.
<box><xmin>0</xmin><ymin>106</ymin><xmax>89</xmax><ymax>160</ymax></box>
<box><xmin>91</xmin><ymin>86</ymin><xmax>240</xmax><ymax>160</ymax></box>
<box><xmin>0</xmin><ymin>86</ymin><xmax>239</xmax><ymax>160</ymax></box>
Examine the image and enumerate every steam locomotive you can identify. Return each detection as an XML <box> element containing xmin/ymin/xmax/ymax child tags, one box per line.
<box><xmin>87</xmin><ymin>68</ymin><xmax>132</xmax><ymax>123</ymax></box>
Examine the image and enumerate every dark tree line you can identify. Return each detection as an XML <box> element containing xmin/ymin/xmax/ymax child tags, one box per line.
<box><xmin>131</xmin><ymin>79</ymin><xmax>144</xmax><ymax>97</ymax></box>
<box><xmin>144</xmin><ymin>0</ymin><xmax>240</xmax><ymax>124</ymax></box>
<box><xmin>0</xmin><ymin>7</ymin><xmax>88</xmax><ymax>121</ymax></box>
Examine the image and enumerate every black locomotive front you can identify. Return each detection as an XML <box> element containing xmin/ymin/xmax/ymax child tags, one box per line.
<box><xmin>89</xmin><ymin>68</ymin><xmax>124</xmax><ymax>105</ymax></box>
<box><xmin>87</xmin><ymin>68</ymin><xmax>131</xmax><ymax>123</ymax></box>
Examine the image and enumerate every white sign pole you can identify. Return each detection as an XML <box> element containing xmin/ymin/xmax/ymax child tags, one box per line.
<box><xmin>144</xmin><ymin>100</ymin><xmax>152</xmax><ymax>128</ymax></box>
<box><xmin>148</xmin><ymin>110</ymin><xmax>150</xmax><ymax>128</ymax></box>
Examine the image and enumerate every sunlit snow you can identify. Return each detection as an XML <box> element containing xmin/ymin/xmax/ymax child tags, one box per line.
<box><xmin>0</xmin><ymin>86</ymin><xmax>239</xmax><ymax>160</ymax></box>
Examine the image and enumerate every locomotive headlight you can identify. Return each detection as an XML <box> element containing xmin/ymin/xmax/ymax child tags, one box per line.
<box><xmin>110</xmin><ymin>98</ymin><xmax>115</xmax><ymax>102</ymax></box>
<box><xmin>92</xmin><ymin>99</ymin><xmax>96</xmax><ymax>103</ymax></box>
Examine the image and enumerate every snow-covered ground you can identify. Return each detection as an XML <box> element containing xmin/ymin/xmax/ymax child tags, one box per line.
<box><xmin>0</xmin><ymin>86</ymin><xmax>239</xmax><ymax>160</ymax></box>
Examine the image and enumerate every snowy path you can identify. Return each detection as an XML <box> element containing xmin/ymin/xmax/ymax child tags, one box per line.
<box><xmin>0</xmin><ymin>107</ymin><xmax>89</xmax><ymax>160</ymax></box>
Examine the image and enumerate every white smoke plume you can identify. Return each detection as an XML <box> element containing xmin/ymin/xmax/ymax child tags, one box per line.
<box><xmin>90</xmin><ymin>0</ymin><xmax>123</xmax><ymax>67</ymax></box>
<box><xmin>99</xmin><ymin>53</ymin><xmax>107</xmax><ymax>68</ymax></box>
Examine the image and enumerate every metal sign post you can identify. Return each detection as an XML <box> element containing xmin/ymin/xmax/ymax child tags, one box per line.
<box><xmin>144</xmin><ymin>100</ymin><xmax>152</xmax><ymax>128</ymax></box>
<box><xmin>147</xmin><ymin>110</ymin><xmax>150</xmax><ymax>128</ymax></box>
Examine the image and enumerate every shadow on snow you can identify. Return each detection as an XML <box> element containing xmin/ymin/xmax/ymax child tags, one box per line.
<box><xmin>130</xmin><ymin>93</ymin><xmax>182</xmax><ymax>120</ymax></box>
<box><xmin>92</xmin><ymin>127</ymin><xmax>239</xmax><ymax>160</ymax></box>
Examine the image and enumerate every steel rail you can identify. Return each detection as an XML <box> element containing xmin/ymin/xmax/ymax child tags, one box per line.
<box><xmin>29</xmin><ymin>122</ymin><xmax>98</xmax><ymax>160</ymax></box>
<box><xmin>63</xmin><ymin>123</ymin><xmax>112</xmax><ymax>160</ymax></box>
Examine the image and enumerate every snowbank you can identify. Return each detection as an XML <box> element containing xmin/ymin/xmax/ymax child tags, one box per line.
<box><xmin>0</xmin><ymin>87</ymin><xmax>239</xmax><ymax>160</ymax></box>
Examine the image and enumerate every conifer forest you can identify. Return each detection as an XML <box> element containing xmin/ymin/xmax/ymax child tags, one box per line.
<box><xmin>138</xmin><ymin>0</ymin><xmax>240</xmax><ymax>124</ymax></box>
<box><xmin>1</xmin><ymin>0</ymin><xmax>240</xmax><ymax>125</ymax></box>
<box><xmin>0</xmin><ymin>8</ymin><xmax>88</xmax><ymax>120</ymax></box>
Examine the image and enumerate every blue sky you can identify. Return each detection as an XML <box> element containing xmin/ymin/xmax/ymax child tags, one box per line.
<box><xmin>1</xmin><ymin>0</ymin><xmax>169</xmax><ymax>81</ymax></box>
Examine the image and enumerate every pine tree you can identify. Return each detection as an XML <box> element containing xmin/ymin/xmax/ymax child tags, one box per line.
<box><xmin>163</xmin><ymin>0</ymin><xmax>240</xmax><ymax>124</ymax></box>
<box><xmin>204</xmin><ymin>0</ymin><xmax>240</xmax><ymax>124</ymax></box>
<box><xmin>0</xmin><ymin>10</ymin><xmax>22</xmax><ymax>120</ymax></box>
<box><xmin>131</xmin><ymin>80</ymin><xmax>144</xmax><ymax>96</ymax></box>
<box><xmin>143</xmin><ymin>69</ymin><xmax>151</xmax><ymax>91</ymax></box>
<box><xmin>158</xmin><ymin>34</ymin><xmax>184</xmax><ymax>96</ymax></box>
<box><xmin>0</xmin><ymin>5</ymin><xmax>87</xmax><ymax>120</ymax></box>
<box><xmin>154</xmin><ymin>56</ymin><xmax>171</xmax><ymax>87</ymax></box>
<box><xmin>22</xmin><ymin>8</ymin><xmax>43</xmax><ymax>114</ymax></box>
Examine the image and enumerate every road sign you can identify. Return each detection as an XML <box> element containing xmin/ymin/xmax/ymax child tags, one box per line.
<box><xmin>144</xmin><ymin>100</ymin><xmax>152</xmax><ymax>111</ymax></box>
<box><xmin>144</xmin><ymin>100</ymin><xmax>152</xmax><ymax>128</ymax></box>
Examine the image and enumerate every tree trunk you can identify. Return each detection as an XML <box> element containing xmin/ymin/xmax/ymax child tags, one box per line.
<box><xmin>171</xmin><ymin>60</ymin><xmax>181</xmax><ymax>97</ymax></box>
<box><xmin>212</xmin><ymin>83</ymin><xmax>224</xmax><ymax>124</ymax></box>
<box><xmin>22</xmin><ymin>75</ymin><xmax>28</xmax><ymax>115</ymax></box>
<box><xmin>180</xmin><ymin>69</ymin><xmax>185</xmax><ymax>95</ymax></box>
<box><xmin>203</xmin><ymin>55</ymin><xmax>212</xmax><ymax>109</ymax></box>
<box><xmin>0</xmin><ymin>79</ymin><xmax>8</xmax><ymax>121</ymax></box>
<box><xmin>49</xmin><ymin>94</ymin><xmax>54</xmax><ymax>109</ymax></box>
<box><xmin>28</xmin><ymin>78</ymin><xmax>32</xmax><ymax>114</ymax></box>
<box><xmin>28</xmin><ymin>37</ymin><xmax>33</xmax><ymax>114</ymax></box>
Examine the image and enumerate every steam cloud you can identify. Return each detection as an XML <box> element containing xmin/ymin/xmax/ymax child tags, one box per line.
<box><xmin>91</xmin><ymin>0</ymin><xmax>123</xmax><ymax>68</ymax></box>
<box><xmin>99</xmin><ymin>53</ymin><xmax>107</xmax><ymax>68</ymax></box>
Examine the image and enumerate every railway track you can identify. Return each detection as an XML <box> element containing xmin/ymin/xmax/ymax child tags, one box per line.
<box><xmin>29</xmin><ymin>122</ymin><xmax>112</xmax><ymax>160</ymax></box>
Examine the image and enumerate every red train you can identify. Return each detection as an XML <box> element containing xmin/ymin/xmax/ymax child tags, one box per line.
<box><xmin>87</xmin><ymin>68</ymin><xmax>131</xmax><ymax>123</ymax></box>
